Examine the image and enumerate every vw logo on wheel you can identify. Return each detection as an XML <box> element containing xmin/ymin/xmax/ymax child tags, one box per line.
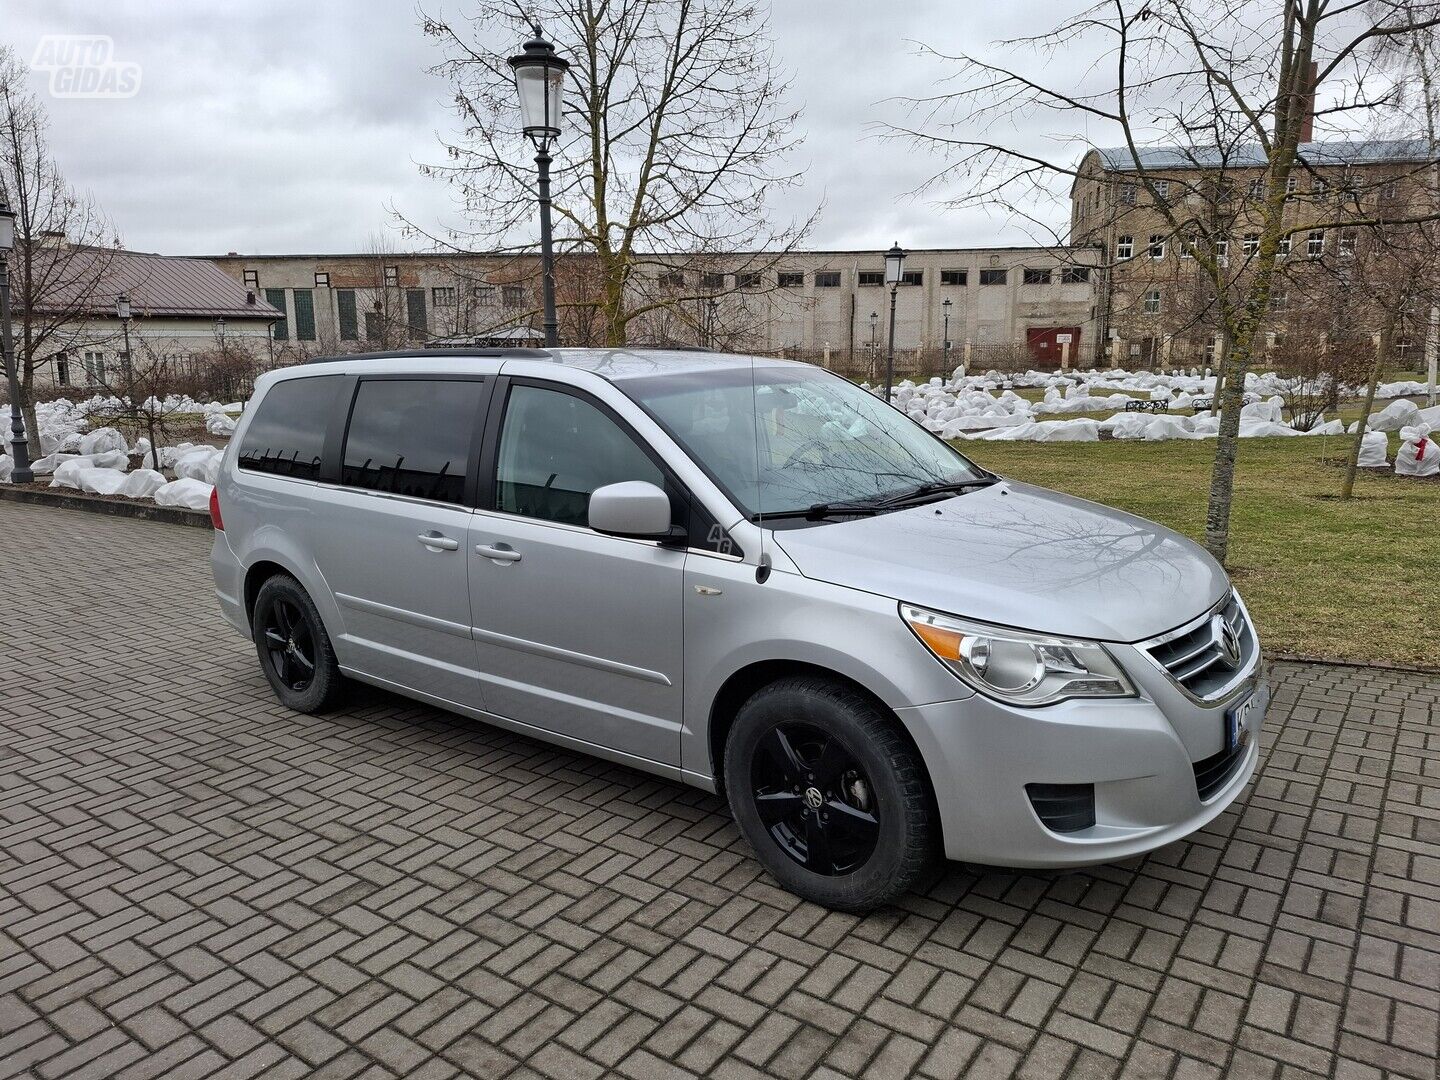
<box><xmin>804</xmin><ymin>786</ymin><xmax>824</xmax><ymax>809</ymax></box>
<box><xmin>1213</xmin><ymin>614</ymin><xmax>1242</xmax><ymax>668</ymax></box>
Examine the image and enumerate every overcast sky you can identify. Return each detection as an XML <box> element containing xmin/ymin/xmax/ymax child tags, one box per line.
<box><xmin>6</xmin><ymin>0</ymin><xmax>1109</xmax><ymax>256</ymax></box>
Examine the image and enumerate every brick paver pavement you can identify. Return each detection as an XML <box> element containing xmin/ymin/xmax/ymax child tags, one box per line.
<box><xmin>0</xmin><ymin>499</ymin><xmax>1436</xmax><ymax>1080</ymax></box>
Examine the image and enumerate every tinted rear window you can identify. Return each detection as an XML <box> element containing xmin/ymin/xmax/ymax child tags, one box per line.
<box><xmin>342</xmin><ymin>378</ymin><xmax>486</xmax><ymax>504</ymax></box>
<box><xmin>237</xmin><ymin>376</ymin><xmax>338</xmax><ymax>479</ymax></box>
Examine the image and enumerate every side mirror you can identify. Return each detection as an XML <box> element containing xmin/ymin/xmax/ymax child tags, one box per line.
<box><xmin>589</xmin><ymin>481</ymin><xmax>679</xmax><ymax>541</ymax></box>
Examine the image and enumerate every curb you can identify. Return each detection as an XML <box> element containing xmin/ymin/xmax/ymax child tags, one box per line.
<box><xmin>0</xmin><ymin>485</ymin><xmax>212</xmax><ymax>529</ymax></box>
<box><xmin>1266</xmin><ymin>651</ymin><xmax>1440</xmax><ymax>676</ymax></box>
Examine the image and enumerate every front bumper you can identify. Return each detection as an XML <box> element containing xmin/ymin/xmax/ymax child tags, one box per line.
<box><xmin>896</xmin><ymin>657</ymin><xmax>1267</xmax><ymax>868</ymax></box>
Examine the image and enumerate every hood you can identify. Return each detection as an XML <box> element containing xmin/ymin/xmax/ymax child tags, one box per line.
<box><xmin>770</xmin><ymin>481</ymin><xmax>1228</xmax><ymax>642</ymax></box>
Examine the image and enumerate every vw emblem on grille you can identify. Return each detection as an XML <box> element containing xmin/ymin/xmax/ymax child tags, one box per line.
<box><xmin>1213</xmin><ymin>614</ymin><xmax>1242</xmax><ymax>669</ymax></box>
<box><xmin>804</xmin><ymin>787</ymin><xmax>824</xmax><ymax>810</ymax></box>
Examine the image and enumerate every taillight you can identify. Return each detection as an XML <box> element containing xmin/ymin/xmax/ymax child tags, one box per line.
<box><xmin>209</xmin><ymin>486</ymin><xmax>224</xmax><ymax>530</ymax></box>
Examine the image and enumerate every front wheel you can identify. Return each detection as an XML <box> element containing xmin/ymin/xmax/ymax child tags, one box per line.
<box><xmin>251</xmin><ymin>574</ymin><xmax>345</xmax><ymax>713</ymax></box>
<box><xmin>723</xmin><ymin>676</ymin><xmax>936</xmax><ymax>912</ymax></box>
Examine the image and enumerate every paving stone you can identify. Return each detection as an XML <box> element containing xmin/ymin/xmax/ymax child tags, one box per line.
<box><xmin>1</xmin><ymin>501</ymin><xmax>1436</xmax><ymax>1078</ymax></box>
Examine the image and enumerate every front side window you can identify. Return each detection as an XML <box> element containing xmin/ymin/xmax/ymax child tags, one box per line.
<box><xmin>341</xmin><ymin>379</ymin><xmax>485</xmax><ymax>505</ymax></box>
<box><xmin>238</xmin><ymin>376</ymin><xmax>339</xmax><ymax>480</ymax></box>
<box><xmin>622</xmin><ymin>365</ymin><xmax>985</xmax><ymax>520</ymax></box>
<box><xmin>495</xmin><ymin>385</ymin><xmax>664</xmax><ymax>527</ymax></box>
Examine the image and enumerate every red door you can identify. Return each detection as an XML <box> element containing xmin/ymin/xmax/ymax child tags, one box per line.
<box><xmin>1026</xmin><ymin>326</ymin><xmax>1081</xmax><ymax>368</ymax></box>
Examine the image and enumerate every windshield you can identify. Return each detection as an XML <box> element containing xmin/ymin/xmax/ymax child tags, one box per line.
<box><xmin>621</xmin><ymin>363</ymin><xmax>986</xmax><ymax>518</ymax></box>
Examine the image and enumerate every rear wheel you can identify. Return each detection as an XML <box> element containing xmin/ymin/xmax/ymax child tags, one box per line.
<box><xmin>723</xmin><ymin>676</ymin><xmax>935</xmax><ymax>911</ymax></box>
<box><xmin>252</xmin><ymin>574</ymin><xmax>344</xmax><ymax>713</ymax></box>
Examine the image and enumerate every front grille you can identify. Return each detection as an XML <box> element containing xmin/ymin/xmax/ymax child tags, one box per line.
<box><xmin>1193</xmin><ymin>742</ymin><xmax>1246</xmax><ymax>801</ymax></box>
<box><xmin>1144</xmin><ymin>593</ymin><xmax>1254</xmax><ymax>701</ymax></box>
<box><xmin>1025</xmin><ymin>783</ymin><xmax>1095</xmax><ymax>833</ymax></box>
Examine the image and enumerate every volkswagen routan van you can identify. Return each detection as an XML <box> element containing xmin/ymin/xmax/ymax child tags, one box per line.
<box><xmin>211</xmin><ymin>348</ymin><xmax>1266</xmax><ymax>911</ymax></box>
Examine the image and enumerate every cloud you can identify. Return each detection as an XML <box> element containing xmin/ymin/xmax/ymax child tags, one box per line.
<box><xmin>5</xmin><ymin>0</ymin><xmax>1105</xmax><ymax>255</ymax></box>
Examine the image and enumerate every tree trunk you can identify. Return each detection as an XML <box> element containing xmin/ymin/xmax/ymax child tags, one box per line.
<box><xmin>1340</xmin><ymin>317</ymin><xmax>1393</xmax><ymax>500</ymax></box>
<box><xmin>20</xmin><ymin>394</ymin><xmax>40</xmax><ymax>463</ymax></box>
<box><xmin>1202</xmin><ymin>328</ymin><xmax>1243</xmax><ymax>562</ymax></box>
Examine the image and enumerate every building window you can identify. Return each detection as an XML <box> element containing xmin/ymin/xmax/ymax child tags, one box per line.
<box><xmin>1116</xmin><ymin>235</ymin><xmax>1133</xmax><ymax>259</ymax></box>
<box><xmin>314</xmin><ymin>271</ymin><xmax>330</xmax><ymax>288</ymax></box>
<box><xmin>1307</xmin><ymin>229</ymin><xmax>1324</xmax><ymax>256</ymax></box>
<box><xmin>701</xmin><ymin>272</ymin><xmax>726</xmax><ymax>290</ymax></box>
<box><xmin>1022</xmin><ymin>268</ymin><xmax>1051</xmax><ymax>285</ymax></box>
<box><xmin>473</xmin><ymin>284</ymin><xmax>495</xmax><ymax>304</ymax></box>
<box><xmin>502</xmin><ymin>285</ymin><xmax>525</xmax><ymax>308</ymax></box>
<box><xmin>1060</xmin><ymin>266</ymin><xmax>1089</xmax><ymax>284</ymax></box>
<box><xmin>1247</xmin><ymin>179</ymin><xmax>1266</xmax><ymax>199</ymax></box>
<box><xmin>383</xmin><ymin>266</ymin><xmax>399</xmax><ymax>287</ymax></box>
<box><xmin>1119</xmin><ymin>183</ymin><xmax>1136</xmax><ymax>205</ymax></box>
<box><xmin>1180</xmin><ymin>235</ymin><xmax>1197</xmax><ymax>258</ymax></box>
<box><xmin>658</xmin><ymin>270</ymin><xmax>685</xmax><ymax>289</ymax></box>
<box><xmin>858</xmin><ymin>270</ymin><xmax>884</xmax><ymax>286</ymax></box>
<box><xmin>1270</xmin><ymin>290</ymin><xmax>1288</xmax><ymax>312</ymax></box>
<box><xmin>55</xmin><ymin>353</ymin><xmax>69</xmax><ymax>386</ymax></box>
<box><xmin>940</xmin><ymin>269</ymin><xmax>967</xmax><ymax>286</ymax></box>
<box><xmin>1148</xmin><ymin>234</ymin><xmax>1166</xmax><ymax>259</ymax></box>
<box><xmin>83</xmin><ymin>351</ymin><xmax>106</xmax><ymax>385</ymax></box>
<box><xmin>1338</xmin><ymin>228</ymin><xmax>1356</xmax><ymax>255</ymax></box>
<box><xmin>1143</xmin><ymin>289</ymin><xmax>1162</xmax><ymax>315</ymax></box>
<box><xmin>814</xmin><ymin>270</ymin><xmax>840</xmax><ymax>287</ymax></box>
<box><xmin>1152</xmin><ymin>179</ymin><xmax>1169</xmax><ymax>203</ymax></box>
<box><xmin>777</xmin><ymin>271</ymin><xmax>804</xmax><ymax>288</ymax></box>
<box><xmin>1380</xmin><ymin>178</ymin><xmax>1398</xmax><ymax>200</ymax></box>
<box><xmin>737</xmin><ymin>271</ymin><xmax>762</xmax><ymax>289</ymax></box>
<box><xmin>1312</xmin><ymin>177</ymin><xmax>1328</xmax><ymax>197</ymax></box>
<box><xmin>432</xmin><ymin>286</ymin><xmax>456</xmax><ymax>307</ymax></box>
<box><xmin>1277</xmin><ymin>235</ymin><xmax>1291</xmax><ymax>257</ymax></box>
<box><xmin>293</xmin><ymin>288</ymin><xmax>317</xmax><ymax>341</ymax></box>
<box><xmin>265</xmin><ymin>288</ymin><xmax>288</xmax><ymax>340</ymax></box>
<box><xmin>900</xmin><ymin>270</ymin><xmax>923</xmax><ymax>286</ymax></box>
<box><xmin>979</xmin><ymin>268</ymin><xmax>1007</xmax><ymax>285</ymax></box>
<box><xmin>1215</xmin><ymin>238</ymin><xmax>1229</xmax><ymax>260</ymax></box>
<box><xmin>337</xmin><ymin>289</ymin><xmax>359</xmax><ymax>341</ymax></box>
<box><xmin>1243</xmin><ymin>233</ymin><xmax>1259</xmax><ymax>256</ymax></box>
<box><xmin>1285</xmin><ymin>176</ymin><xmax>1298</xmax><ymax>195</ymax></box>
<box><xmin>243</xmin><ymin>269</ymin><xmax>258</xmax><ymax>288</ymax></box>
<box><xmin>406</xmin><ymin>288</ymin><xmax>427</xmax><ymax>339</ymax></box>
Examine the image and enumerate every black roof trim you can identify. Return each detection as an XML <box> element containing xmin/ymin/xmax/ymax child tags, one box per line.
<box><xmin>302</xmin><ymin>347</ymin><xmax>553</xmax><ymax>365</ymax></box>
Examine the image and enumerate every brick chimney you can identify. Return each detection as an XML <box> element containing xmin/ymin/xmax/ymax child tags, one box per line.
<box><xmin>1298</xmin><ymin>60</ymin><xmax>1318</xmax><ymax>144</ymax></box>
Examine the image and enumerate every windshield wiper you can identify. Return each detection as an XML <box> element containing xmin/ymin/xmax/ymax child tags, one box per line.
<box><xmin>754</xmin><ymin>501</ymin><xmax>886</xmax><ymax>522</ymax></box>
<box><xmin>876</xmin><ymin>475</ymin><xmax>1001</xmax><ymax>508</ymax></box>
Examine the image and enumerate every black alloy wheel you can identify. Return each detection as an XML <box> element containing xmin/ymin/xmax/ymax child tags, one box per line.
<box><xmin>260</xmin><ymin>596</ymin><xmax>315</xmax><ymax>692</ymax></box>
<box><xmin>751</xmin><ymin>722</ymin><xmax>880</xmax><ymax>875</ymax></box>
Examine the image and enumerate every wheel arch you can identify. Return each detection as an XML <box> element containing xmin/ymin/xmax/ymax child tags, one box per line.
<box><xmin>707</xmin><ymin>660</ymin><xmax>937</xmax><ymax>807</ymax></box>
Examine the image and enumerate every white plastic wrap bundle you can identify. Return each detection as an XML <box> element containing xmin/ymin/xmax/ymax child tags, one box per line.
<box><xmin>1395</xmin><ymin>424</ymin><xmax>1438</xmax><ymax>477</ymax></box>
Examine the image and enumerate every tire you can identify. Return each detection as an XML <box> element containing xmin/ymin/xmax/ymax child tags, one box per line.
<box><xmin>723</xmin><ymin>675</ymin><xmax>935</xmax><ymax>912</ymax></box>
<box><xmin>251</xmin><ymin>573</ymin><xmax>345</xmax><ymax>713</ymax></box>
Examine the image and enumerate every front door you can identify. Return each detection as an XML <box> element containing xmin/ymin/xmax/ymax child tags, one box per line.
<box><xmin>467</xmin><ymin>380</ymin><xmax>685</xmax><ymax>766</ymax></box>
<box><xmin>312</xmin><ymin>375</ymin><xmax>491</xmax><ymax>709</ymax></box>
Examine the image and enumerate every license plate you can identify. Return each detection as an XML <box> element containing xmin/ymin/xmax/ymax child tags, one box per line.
<box><xmin>1226</xmin><ymin>692</ymin><xmax>1257</xmax><ymax>752</ymax></box>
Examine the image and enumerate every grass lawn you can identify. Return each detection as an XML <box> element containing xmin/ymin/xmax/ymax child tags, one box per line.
<box><xmin>958</xmin><ymin>435</ymin><xmax>1439</xmax><ymax>668</ymax></box>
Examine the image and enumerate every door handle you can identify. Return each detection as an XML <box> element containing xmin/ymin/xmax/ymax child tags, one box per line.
<box><xmin>474</xmin><ymin>543</ymin><xmax>522</xmax><ymax>563</ymax></box>
<box><xmin>417</xmin><ymin>532</ymin><xmax>460</xmax><ymax>551</ymax></box>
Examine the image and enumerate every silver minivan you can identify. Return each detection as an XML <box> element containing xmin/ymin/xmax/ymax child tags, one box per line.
<box><xmin>211</xmin><ymin>348</ymin><xmax>1266</xmax><ymax>911</ymax></box>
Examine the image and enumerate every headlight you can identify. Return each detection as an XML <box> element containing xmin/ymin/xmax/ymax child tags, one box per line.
<box><xmin>901</xmin><ymin>604</ymin><xmax>1134</xmax><ymax>706</ymax></box>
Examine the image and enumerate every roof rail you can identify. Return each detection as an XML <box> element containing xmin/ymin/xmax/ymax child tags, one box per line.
<box><xmin>302</xmin><ymin>347</ymin><xmax>554</xmax><ymax>365</ymax></box>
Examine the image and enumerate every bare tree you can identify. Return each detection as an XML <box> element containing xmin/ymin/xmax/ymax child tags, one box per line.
<box><xmin>85</xmin><ymin>338</ymin><xmax>191</xmax><ymax>465</ymax></box>
<box><xmin>412</xmin><ymin>0</ymin><xmax>818</xmax><ymax>345</ymax></box>
<box><xmin>885</xmin><ymin>0</ymin><xmax>1440</xmax><ymax>561</ymax></box>
<box><xmin>0</xmin><ymin>46</ymin><xmax>123</xmax><ymax>459</ymax></box>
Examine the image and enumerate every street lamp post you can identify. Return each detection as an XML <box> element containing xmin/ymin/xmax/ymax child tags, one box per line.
<box><xmin>882</xmin><ymin>242</ymin><xmax>906</xmax><ymax>401</ymax></box>
<box><xmin>868</xmin><ymin>310</ymin><xmax>879</xmax><ymax>381</ymax></box>
<box><xmin>0</xmin><ymin>199</ymin><xmax>33</xmax><ymax>484</ymax></box>
<box><xmin>509</xmin><ymin>26</ymin><xmax>570</xmax><ymax>349</ymax></box>
<box><xmin>116</xmin><ymin>293</ymin><xmax>133</xmax><ymax>378</ymax></box>
<box><xmin>942</xmin><ymin>297</ymin><xmax>953</xmax><ymax>377</ymax></box>
<box><xmin>707</xmin><ymin>297</ymin><xmax>718</xmax><ymax>349</ymax></box>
